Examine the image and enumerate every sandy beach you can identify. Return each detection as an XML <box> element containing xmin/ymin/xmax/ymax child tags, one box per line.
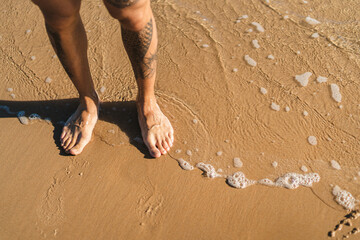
<box><xmin>0</xmin><ymin>0</ymin><xmax>359</xmax><ymax>239</ymax></box>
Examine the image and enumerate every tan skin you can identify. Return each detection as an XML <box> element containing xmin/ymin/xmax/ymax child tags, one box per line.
<box><xmin>31</xmin><ymin>0</ymin><xmax>174</xmax><ymax>157</ymax></box>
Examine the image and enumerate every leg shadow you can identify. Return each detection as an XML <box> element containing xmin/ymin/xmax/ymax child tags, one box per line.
<box><xmin>0</xmin><ymin>99</ymin><xmax>152</xmax><ymax>158</ymax></box>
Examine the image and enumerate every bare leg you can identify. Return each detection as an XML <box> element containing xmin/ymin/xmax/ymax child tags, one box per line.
<box><xmin>32</xmin><ymin>0</ymin><xmax>99</xmax><ymax>155</ymax></box>
<box><xmin>104</xmin><ymin>0</ymin><xmax>174</xmax><ymax>157</ymax></box>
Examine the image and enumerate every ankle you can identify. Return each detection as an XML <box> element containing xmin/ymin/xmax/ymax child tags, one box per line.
<box><xmin>79</xmin><ymin>92</ymin><xmax>100</xmax><ymax>109</ymax></box>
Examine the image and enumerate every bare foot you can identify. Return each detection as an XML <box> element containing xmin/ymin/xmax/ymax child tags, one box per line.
<box><xmin>60</xmin><ymin>95</ymin><xmax>99</xmax><ymax>155</ymax></box>
<box><xmin>137</xmin><ymin>97</ymin><xmax>174</xmax><ymax>158</ymax></box>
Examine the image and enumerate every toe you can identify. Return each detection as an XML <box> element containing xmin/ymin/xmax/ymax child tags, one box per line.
<box><xmin>162</xmin><ymin>139</ymin><xmax>170</xmax><ymax>152</ymax></box>
<box><xmin>168</xmin><ymin>131</ymin><xmax>174</xmax><ymax>144</ymax></box>
<box><xmin>145</xmin><ymin>136</ymin><xmax>161</xmax><ymax>158</ymax></box>
<box><xmin>63</xmin><ymin>135</ymin><xmax>73</xmax><ymax>150</ymax></box>
<box><xmin>165</xmin><ymin>136</ymin><xmax>173</xmax><ymax>148</ymax></box>
<box><xmin>61</xmin><ymin>126</ymin><xmax>69</xmax><ymax>139</ymax></box>
<box><xmin>61</xmin><ymin>133</ymin><xmax>70</xmax><ymax>146</ymax></box>
<box><xmin>69</xmin><ymin>136</ymin><xmax>90</xmax><ymax>155</ymax></box>
<box><xmin>156</xmin><ymin>140</ymin><xmax>167</xmax><ymax>155</ymax></box>
<box><xmin>67</xmin><ymin>132</ymin><xmax>79</xmax><ymax>151</ymax></box>
<box><xmin>149</xmin><ymin>146</ymin><xmax>161</xmax><ymax>158</ymax></box>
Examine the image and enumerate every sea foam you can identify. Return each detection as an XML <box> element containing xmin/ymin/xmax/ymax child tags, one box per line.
<box><xmin>332</xmin><ymin>185</ymin><xmax>358</xmax><ymax>210</ymax></box>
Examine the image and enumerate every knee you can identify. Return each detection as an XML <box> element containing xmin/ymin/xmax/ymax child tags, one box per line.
<box><xmin>105</xmin><ymin>0</ymin><xmax>151</xmax><ymax>31</ymax></box>
<box><xmin>32</xmin><ymin>0</ymin><xmax>81</xmax><ymax>32</ymax></box>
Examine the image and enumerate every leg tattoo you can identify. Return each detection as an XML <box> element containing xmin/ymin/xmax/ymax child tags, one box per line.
<box><xmin>121</xmin><ymin>18</ymin><xmax>157</xmax><ymax>80</ymax></box>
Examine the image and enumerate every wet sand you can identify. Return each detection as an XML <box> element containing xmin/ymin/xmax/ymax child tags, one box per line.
<box><xmin>0</xmin><ymin>0</ymin><xmax>359</xmax><ymax>239</ymax></box>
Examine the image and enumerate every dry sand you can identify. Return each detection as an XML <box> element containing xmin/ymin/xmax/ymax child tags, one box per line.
<box><xmin>0</xmin><ymin>0</ymin><xmax>360</xmax><ymax>239</ymax></box>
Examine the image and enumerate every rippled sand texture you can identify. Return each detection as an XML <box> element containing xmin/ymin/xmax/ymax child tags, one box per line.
<box><xmin>0</xmin><ymin>0</ymin><xmax>359</xmax><ymax>239</ymax></box>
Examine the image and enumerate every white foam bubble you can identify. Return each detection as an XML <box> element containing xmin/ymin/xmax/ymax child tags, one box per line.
<box><xmin>177</xmin><ymin>158</ymin><xmax>194</xmax><ymax>171</ymax></box>
<box><xmin>275</xmin><ymin>172</ymin><xmax>320</xmax><ymax>189</ymax></box>
<box><xmin>296</xmin><ymin>51</ymin><xmax>301</xmax><ymax>55</ymax></box>
<box><xmin>232</xmin><ymin>68</ymin><xmax>238</xmax><ymax>73</ymax></box>
<box><xmin>7</xmin><ymin>88</ymin><xmax>13</xmax><ymax>92</ymax></box>
<box><xmin>244</xmin><ymin>55</ymin><xmax>257</xmax><ymax>66</ymax></box>
<box><xmin>260</xmin><ymin>87</ymin><xmax>267</xmax><ymax>94</ymax></box>
<box><xmin>330</xmin><ymin>84</ymin><xmax>342</xmax><ymax>103</ymax></box>
<box><xmin>271</xmin><ymin>102</ymin><xmax>280</xmax><ymax>111</ymax></box>
<box><xmin>258</xmin><ymin>178</ymin><xmax>275</xmax><ymax>186</ymax></box>
<box><xmin>196</xmin><ymin>162</ymin><xmax>223</xmax><ymax>178</ymax></box>
<box><xmin>192</xmin><ymin>119</ymin><xmax>198</xmax><ymax>124</ymax></box>
<box><xmin>301</xmin><ymin>165</ymin><xmax>308</xmax><ymax>172</ymax></box>
<box><xmin>252</xmin><ymin>39</ymin><xmax>260</xmax><ymax>49</ymax></box>
<box><xmin>285</xmin><ymin>106</ymin><xmax>290</xmax><ymax>112</ymax></box>
<box><xmin>45</xmin><ymin>77</ymin><xmax>52</xmax><ymax>83</ymax></box>
<box><xmin>339</xmin><ymin>105</ymin><xmax>343</xmax><ymax>109</ymax></box>
<box><xmin>233</xmin><ymin>157</ymin><xmax>243</xmax><ymax>168</ymax></box>
<box><xmin>17</xmin><ymin>111</ymin><xmax>29</xmax><ymax>125</ymax></box>
<box><xmin>303</xmin><ymin>110</ymin><xmax>309</xmax><ymax>116</ymax></box>
<box><xmin>283</xmin><ymin>15</ymin><xmax>289</xmax><ymax>20</ymax></box>
<box><xmin>30</xmin><ymin>56</ymin><xmax>36</xmax><ymax>60</ymax></box>
<box><xmin>201</xmin><ymin>44</ymin><xmax>209</xmax><ymax>48</ymax></box>
<box><xmin>295</xmin><ymin>72</ymin><xmax>312</xmax><ymax>87</ymax></box>
<box><xmin>25</xmin><ymin>29</ymin><xmax>31</xmax><ymax>34</ymax></box>
<box><xmin>251</xmin><ymin>22</ymin><xmax>265</xmax><ymax>32</ymax></box>
<box><xmin>241</xmin><ymin>15</ymin><xmax>249</xmax><ymax>19</ymax></box>
<box><xmin>245</xmin><ymin>28</ymin><xmax>253</xmax><ymax>33</ymax></box>
<box><xmin>100</xmin><ymin>86</ymin><xmax>106</xmax><ymax>93</ymax></box>
<box><xmin>216</xmin><ymin>151</ymin><xmax>223</xmax><ymax>156</ymax></box>
<box><xmin>29</xmin><ymin>113</ymin><xmax>41</xmax><ymax>121</ymax></box>
<box><xmin>10</xmin><ymin>93</ymin><xmax>15</xmax><ymax>99</ymax></box>
<box><xmin>308</xmin><ymin>136</ymin><xmax>317</xmax><ymax>145</ymax></box>
<box><xmin>108</xmin><ymin>129</ymin><xmax>115</xmax><ymax>134</ymax></box>
<box><xmin>332</xmin><ymin>185</ymin><xmax>357</xmax><ymax>210</ymax></box>
<box><xmin>330</xmin><ymin>160</ymin><xmax>341</xmax><ymax>170</ymax></box>
<box><xmin>227</xmin><ymin>172</ymin><xmax>256</xmax><ymax>189</ymax></box>
<box><xmin>316</xmin><ymin>76</ymin><xmax>328</xmax><ymax>83</ymax></box>
<box><xmin>311</xmin><ymin>32</ymin><xmax>319</xmax><ymax>38</ymax></box>
<box><xmin>272</xmin><ymin>161</ymin><xmax>278</xmax><ymax>168</ymax></box>
<box><xmin>267</xmin><ymin>54</ymin><xmax>274</xmax><ymax>60</ymax></box>
<box><xmin>305</xmin><ymin>16</ymin><xmax>321</xmax><ymax>25</ymax></box>
<box><xmin>186</xmin><ymin>150</ymin><xmax>192</xmax><ymax>156</ymax></box>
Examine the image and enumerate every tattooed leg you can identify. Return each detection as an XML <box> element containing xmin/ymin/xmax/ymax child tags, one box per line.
<box><xmin>32</xmin><ymin>0</ymin><xmax>99</xmax><ymax>155</ymax></box>
<box><xmin>103</xmin><ymin>0</ymin><xmax>174</xmax><ymax>157</ymax></box>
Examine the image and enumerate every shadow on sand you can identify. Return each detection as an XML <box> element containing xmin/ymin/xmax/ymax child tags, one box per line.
<box><xmin>0</xmin><ymin>99</ymin><xmax>152</xmax><ymax>158</ymax></box>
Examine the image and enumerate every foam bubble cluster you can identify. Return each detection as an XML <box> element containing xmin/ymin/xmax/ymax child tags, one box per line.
<box><xmin>244</xmin><ymin>55</ymin><xmax>257</xmax><ymax>67</ymax></box>
<box><xmin>274</xmin><ymin>172</ymin><xmax>320</xmax><ymax>189</ymax></box>
<box><xmin>260</xmin><ymin>87</ymin><xmax>267</xmax><ymax>94</ymax></box>
<box><xmin>330</xmin><ymin>160</ymin><xmax>341</xmax><ymax>170</ymax></box>
<box><xmin>316</xmin><ymin>76</ymin><xmax>327</xmax><ymax>83</ymax></box>
<box><xmin>227</xmin><ymin>172</ymin><xmax>256</xmax><ymax>189</ymax></box>
<box><xmin>17</xmin><ymin>111</ymin><xmax>29</xmax><ymax>125</ymax></box>
<box><xmin>177</xmin><ymin>158</ymin><xmax>194</xmax><ymax>171</ymax></box>
<box><xmin>332</xmin><ymin>185</ymin><xmax>358</xmax><ymax>210</ymax></box>
<box><xmin>305</xmin><ymin>16</ymin><xmax>321</xmax><ymax>25</ymax></box>
<box><xmin>233</xmin><ymin>157</ymin><xmax>243</xmax><ymax>168</ymax></box>
<box><xmin>307</xmin><ymin>136</ymin><xmax>317</xmax><ymax>145</ymax></box>
<box><xmin>196</xmin><ymin>162</ymin><xmax>222</xmax><ymax>178</ymax></box>
<box><xmin>271</xmin><ymin>102</ymin><xmax>280</xmax><ymax>111</ymax></box>
<box><xmin>251</xmin><ymin>22</ymin><xmax>265</xmax><ymax>32</ymax></box>
<box><xmin>252</xmin><ymin>39</ymin><xmax>260</xmax><ymax>49</ymax></box>
<box><xmin>295</xmin><ymin>72</ymin><xmax>312</xmax><ymax>87</ymax></box>
<box><xmin>330</xmin><ymin>83</ymin><xmax>342</xmax><ymax>103</ymax></box>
